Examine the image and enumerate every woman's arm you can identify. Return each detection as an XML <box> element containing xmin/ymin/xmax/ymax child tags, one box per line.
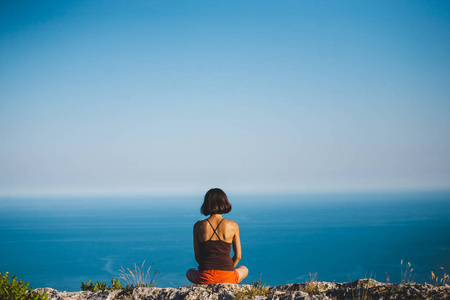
<box><xmin>231</xmin><ymin>222</ymin><xmax>242</xmax><ymax>268</ymax></box>
<box><xmin>193</xmin><ymin>222</ymin><xmax>201</xmax><ymax>264</ymax></box>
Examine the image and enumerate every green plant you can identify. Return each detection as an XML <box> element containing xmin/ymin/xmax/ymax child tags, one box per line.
<box><xmin>0</xmin><ymin>272</ymin><xmax>49</xmax><ymax>300</ymax></box>
<box><xmin>119</xmin><ymin>261</ymin><xmax>160</xmax><ymax>288</ymax></box>
<box><xmin>80</xmin><ymin>280</ymin><xmax>96</xmax><ymax>291</ymax></box>
<box><xmin>97</xmin><ymin>281</ymin><xmax>107</xmax><ymax>291</ymax></box>
<box><xmin>234</xmin><ymin>279</ymin><xmax>269</xmax><ymax>300</ymax></box>
<box><xmin>80</xmin><ymin>279</ymin><xmax>124</xmax><ymax>292</ymax></box>
<box><xmin>111</xmin><ymin>278</ymin><xmax>123</xmax><ymax>290</ymax></box>
<box><xmin>400</xmin><ymin>260</ymin><xmax>414</xmax><ymax>283</ymax></box>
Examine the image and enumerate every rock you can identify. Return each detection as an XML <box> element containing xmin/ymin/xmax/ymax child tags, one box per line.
<box><xmin>34</xmin><ymin>280</ymin><xmax>450</xmax><ymax>300</ymax></box>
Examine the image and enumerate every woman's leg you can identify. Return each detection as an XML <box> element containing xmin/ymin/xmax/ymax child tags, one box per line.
<box><xmin>186</xmin><ymin>268</ymin><xmax>198</xmax><ymax>284</ymax></box>
<box><xmin>235</xmin><ymin>266</ymin><xmax>249</xmax><ymax>283</ymax></box>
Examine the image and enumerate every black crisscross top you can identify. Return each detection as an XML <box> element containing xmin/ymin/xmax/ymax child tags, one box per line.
<box><xmin>206</xmin><ymin>219</ymin><xmax>224</xmax><ymax>240</ymax></box>
<box><xmin>198</xmin><ymin>219</ymin><xmax>234</xmax><ymax>271</ymax></box>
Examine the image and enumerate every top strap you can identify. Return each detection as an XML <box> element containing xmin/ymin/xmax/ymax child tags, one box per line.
<box><xmin>206</xmin><ymin>218</ymin><xmax>224</xmax><ymax>241</ymax></box>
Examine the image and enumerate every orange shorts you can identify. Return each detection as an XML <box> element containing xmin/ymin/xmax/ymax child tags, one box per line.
<box><xmin>195</xmin><ymin>269</ymin><xmax>239</xmax><ymax>285</ymax></box>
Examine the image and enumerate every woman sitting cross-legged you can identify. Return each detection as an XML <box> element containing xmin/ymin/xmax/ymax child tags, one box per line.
<box><xmin>186</xmin><ymin>188</ymin><xmax>249</xmax><ymax>284</ymax></box>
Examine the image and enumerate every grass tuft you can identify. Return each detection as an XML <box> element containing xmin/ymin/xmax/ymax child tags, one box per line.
<box><xmin>119</xmin><ymin>260</ymin><xmax>160</xmax><ymax>288</ymax></box>
<box><xmin>400</xmin><ymin>260</ymin><xmax>414</xmax><ymax>283</ymax></box>
<box><xmin>234</xmin><ymin>279</ymin><xmax>269</xmax><ymax>300</ymax></box>
<box><xmin>430</xmin><ymin>267</ymin><xmax>450</xmax><ymax>285</ymax></box>
<box><xmin>304</xmin><ymin>272</ymin><xmax>319</xmax><ymax>295</ymax></box>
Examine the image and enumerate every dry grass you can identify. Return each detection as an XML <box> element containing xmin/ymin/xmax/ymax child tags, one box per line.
<box><xmin>346</xmin><ymin>274</ymin><xmax>375</xmax><ymax>300</ymax></box>
<box><xmin>234</xmin><ymin>279</ymin><xmax>269</xmax><ymax>300</ymax></box>
<box><xmin>118</xmin><ymin>261</ymin><xmax>160</xmax><ymax>288</ymax></box>
<box><xmin>400</xmin><ymin>260</ymin><xmax>414</xmax><ymax>284</ymax></box>
<box><xmin>431</xmin><ymin>267</ymin><xmax>450</xmax><ymax>285</ymax></box>
<box><xmin>304</xmin><ymin>272</ymin><xmax>319</xmax><ymax>295</ymax></box>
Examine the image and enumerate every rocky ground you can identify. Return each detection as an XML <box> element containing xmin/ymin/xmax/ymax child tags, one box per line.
<box><xmin>36</xmin><ymin>279</ymin><xmax>450</xmax><ymax>300</ymax></box>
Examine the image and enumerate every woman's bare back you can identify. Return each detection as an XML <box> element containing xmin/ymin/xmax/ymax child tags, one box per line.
<box><xmin>196</xmin><ymin>216</ymin><xmax>238</xmax><ymax>243</ymax></box>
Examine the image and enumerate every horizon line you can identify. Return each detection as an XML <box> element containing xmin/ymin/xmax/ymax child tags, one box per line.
<box><xmin>1</xmin><ymin>186</ymin><xmax>450</xmax><ymax>198</ymax></box>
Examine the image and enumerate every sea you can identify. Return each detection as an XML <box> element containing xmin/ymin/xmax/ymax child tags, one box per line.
<box><xmin>1</xmin><ymin>191</ymin><xmax>449</xmax><ymax>291</ymax></box>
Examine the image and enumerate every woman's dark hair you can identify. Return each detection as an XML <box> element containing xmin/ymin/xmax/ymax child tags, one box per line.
<box><xmin>201</xmin><ymin>188</ymin><xmax>232</xmax><ymax>216</ymax></box>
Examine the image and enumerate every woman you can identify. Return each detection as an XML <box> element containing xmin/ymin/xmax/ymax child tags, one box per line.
<box><xmin>186</xmin><ymin>188</ymin><xmax>249</xmax><ymax>284</ymax></box>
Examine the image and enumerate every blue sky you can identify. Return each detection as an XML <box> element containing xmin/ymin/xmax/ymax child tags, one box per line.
<box><xmin>1</xmin><ymin>0</ymin><xmax>449</xmax><ymax>195</ymax></box>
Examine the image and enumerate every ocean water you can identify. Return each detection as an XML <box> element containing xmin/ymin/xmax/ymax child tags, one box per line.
<box><xmin>0</xmin><ymin>192</ymin><xmax>449</xmax><ymax>291</ymax></box>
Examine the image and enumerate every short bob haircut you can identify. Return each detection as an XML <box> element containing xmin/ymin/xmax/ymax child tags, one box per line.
<box><xmin>201</xmin><ymin>188</ymin><xmax>232</xmax><ymax>216</ymax></box>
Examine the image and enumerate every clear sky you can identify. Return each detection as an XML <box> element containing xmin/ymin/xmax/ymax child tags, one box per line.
<box><xmin>1</xmin><ymin>0</ymin><xmax>449</xmax><ymax>196</ymax></box>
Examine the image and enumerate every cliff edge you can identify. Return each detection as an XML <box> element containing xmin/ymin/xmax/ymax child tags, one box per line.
<box><xmin>36</xmin><ymin>279</ymin><xmax>450</xmax><ymax>300</ymax></box>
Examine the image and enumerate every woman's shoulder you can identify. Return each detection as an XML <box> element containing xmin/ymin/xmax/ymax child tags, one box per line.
<box><xmin>223</xmin><ymin>219</ymin><xmax>239</xmax><ymax>229</ymax></box>
<box><xmin>194</xmin><ymin>220</ymin><xmax>204</xmax><ymax>228</ymax></box>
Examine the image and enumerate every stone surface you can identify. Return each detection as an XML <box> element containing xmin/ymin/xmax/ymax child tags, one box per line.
<box><xmin>35</xmin><ymin>280</ymin><xmax>450</xmax><ymax>300</ymax></box>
